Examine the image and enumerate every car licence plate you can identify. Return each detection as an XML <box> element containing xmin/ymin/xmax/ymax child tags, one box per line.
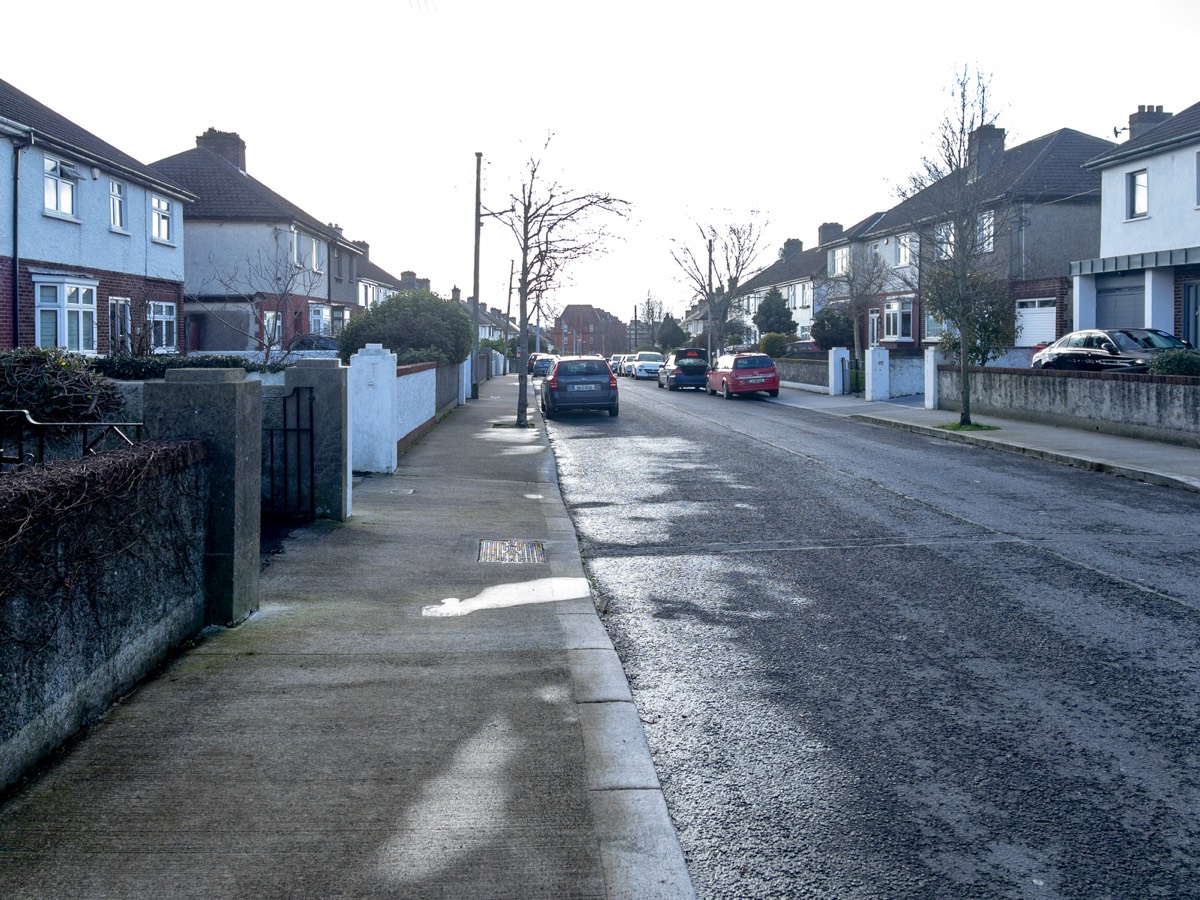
<box><xmin>747</xmin><ymin>377</ymin><xmax>765</xmax><ymax>383</ymax></box>
<box><xmin>572</xmin><ymin>384</ymin><xmax>598</xmax><ymax>391</ymax></box>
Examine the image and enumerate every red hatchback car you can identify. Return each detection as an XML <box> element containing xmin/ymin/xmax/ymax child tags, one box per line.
<box><xmin>706</xmin><ymin>352</ymin><xmax>780</xmax><ymax>399</ymax></box>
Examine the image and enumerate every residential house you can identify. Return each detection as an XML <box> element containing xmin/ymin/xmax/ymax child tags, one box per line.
<box><xmin>1071</xmin><ymin>101</ymin><xmax>1200</xmax><ymax>345</ymax></box>
<box><xmin>735</xmin><ymin>232</ymin><xmax>841</xmax><ymax>345</ymax></box>
<box><xmin>0</xmin><ymin>77</ymin><xmax>194</xmax><ymax>355</ymax></box>
<box><xmin>352</xmin><ymin>241</ymin><xmax>404</xmax><ymax>317</ymax></box>
<box><xmin>842</xmin><ymin>125</ymin><xmax>1114</xmax><ymax>351</ymax></box>
<box><xmin>151</xmin><ymin>129</ymin><xmax>363</xmax><ymax>352</ymax></box>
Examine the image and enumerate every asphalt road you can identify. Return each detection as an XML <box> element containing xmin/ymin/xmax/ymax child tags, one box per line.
<box><xmin>539</xmin><ymin>374</ymin><xmax>1200</xmax><ymax>900</ymax></box>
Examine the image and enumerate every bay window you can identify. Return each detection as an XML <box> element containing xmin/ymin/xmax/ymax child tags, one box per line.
<box><xmin>883</xmin><ymin>299</ymin><xmax>913</xmax><ymax>341</ymax></box>
<box><xmin>34</xmin><ymin>276</ymin><xmax>98</xmax><ymax>353</ymax></box>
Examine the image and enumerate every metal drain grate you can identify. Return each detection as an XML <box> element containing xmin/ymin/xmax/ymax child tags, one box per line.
<box><xmin>478</xmin><ymin>539</ymin><xmax>546</xmax><ymax>563</ymax></box>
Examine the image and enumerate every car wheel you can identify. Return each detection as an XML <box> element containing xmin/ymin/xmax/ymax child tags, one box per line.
<box><xmin>608</xmin><ymin>403</ymin><xmax>619</xmax><ymax>417</ymax></box>
<box><xmin>668</xmin><ymin>382</ymin><xmax>679</xmax><ymax>391</ymax></box>
<box><xmin>768</xmin><ymin>389</ymin><xmax>779</xmax><ymax>398</ymax></box>
<box><xmin>706</xmin><ymin>383</ymin><xmax>716</xmax><ymax>395</ymax></box>
<box><xmin>722</xmin><ymin>382</ymin><xmax>732</xmax><ymax>400</ymax></box>
<box><xmin>657</xmin><ymin>378</ymin><xmax>664</xmax><ymax>389</ymax></box>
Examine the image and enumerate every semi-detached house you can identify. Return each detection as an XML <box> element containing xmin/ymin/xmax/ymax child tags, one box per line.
<box><xmin>151</xmin><ymin>129</ymin><xmax>364</xmax><ymax>353</ymax></box>
<box><xmin>0</xmin><ymin>77</ymin><xmax>194</xmax><ymax>355</ymax></box>
<box><xmin>1071</xmin><ymin>101</ymin><xmax>1200</xmax><ymax>345</ymax></box>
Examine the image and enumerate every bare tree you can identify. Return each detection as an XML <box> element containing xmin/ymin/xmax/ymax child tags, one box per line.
<box><xmin>671</xmin><ymin>221</ymin><xmax>768</xmax><ymax>355</ymax></box>
<box><xmin>489</xmin><ymin>150</ymin><xmax>628</xmax><ymax>425</ymax></box>
<box><xmin>198</xmin><ymin>247</ymin><xmax>324</xmax><ymax>364</ymax></box>
<box><xmin>639</xmin><ymin>292</ymin><xmax>665</xmax><ymax>349</ymax></box>
<box><xmin>814</xmin><ymin>243</ymin><xmax>894</xmax><ymax>360</ymax></box>
<box><xmin>903</xmin><ymin>67</ymin><xmax>1018</xmax><ymax>426</ymax></box>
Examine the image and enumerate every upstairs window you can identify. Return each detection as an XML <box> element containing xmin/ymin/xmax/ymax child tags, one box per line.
<box><xmin>977</xmin><ymin>210</ymin><xmax>995</xmax><ymax>253</ymax></box>
<box><xmin>293</xmin><ymin>230</ymin><xmax>325</xmax><ymax>272</ymax></box>
<box><xmin>109</xmin><ymin>180</ymin><xmax>126</xmax><ymax>230</ymax></box>
<box><xmin>151</xmin><ymin>195</ymin><xmax>173</xmax><ymax>241</ymax></box>
<box><xmin>1127</xmin><ymin>170</ymin><xmax>1148</xmax><ymax>219</ymax></box>
<box><xmin>894</xmin><ymin>233</ymin><xmax>917</xmax><ymax>267</ymax></box>
<box><xmin>831</xmin><ymin>246</ymin><xmax>849</xmax><ymax>275</ymax></box>
<box><xmin>934</xmin><ymin>222</ymin><xmax>955</xmax><ymax>260</ymax></box>
<box><xmin>43</xmin><ymin>155</ymin><xmax>77</xmax><ymax>216</ymax></box>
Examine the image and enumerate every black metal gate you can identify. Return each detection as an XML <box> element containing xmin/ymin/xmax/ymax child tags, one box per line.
<box><xmin>262</xmin><ymin>386</ymin><xmax>316</xmax><ymax>521</ymax></box>
<box><xmin>842</xmin><ymin>356</ymin><xmax>865</xmax><ymax>395</ymax></box>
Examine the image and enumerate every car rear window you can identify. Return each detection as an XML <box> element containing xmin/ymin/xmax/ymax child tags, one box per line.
<box><xmin>558</xmin><ymin>360</ymin><xmax>608</xmax><ymax>375</ymax></box>
<box><xmin>734</xmin><ymin>355</ymin><xmax>773</xmax><ymax>369</ymax></box>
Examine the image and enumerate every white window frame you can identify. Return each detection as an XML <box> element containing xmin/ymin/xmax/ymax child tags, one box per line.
<box><xmin>309</xmin><ymin>304</ymin><xmax>330</xmax><ymax>336</ymax></box>
<box><xmin>147</xmin><ymin>301</ymin><xmax>177</xmax><ymax>351</ymax></box>
<box><xmin>831</xmin><ymin>247</ymin><xmax>849</xmax><ymax>276</ymax></box>
<box><xmin>868</xmin><ymin>241</ymin><xmax>883</xmax><ymax>264</ymax></box>
<box><xmin>151</xmin><ymin>194</ymin><xmax>173</xmax><ymax>242</ymax></box>
<box><xmin>924</xmin><ymin>312</ymin><xmax>953</xmax><ymax>342</ymax></box>
<box><xmin>263</xmin><ymin>311</ymin><xmax>282</xmax><ymax>346</ymax></box>
<box><xmin>796</xmin><ymin>324</ymin><xmax>812</xmax><ymax>341</ymax></box>
<box><xmin>934</xmin><ymin>222</ymin><xmax>955</xmax><ymax>260</ymax></box>
<box><xmin>293</xmin><ymin>230</ymin><xmax>325</xmax><ymax>273</ymax></box>
<box><xmin>43</xmin><ymin>155</ymin><xmax>78</xmax><ymax>217</ymax></box>
<box><xmin>33</xmin><ymin>275</ymin><xmax>98</xmax><ymax>353</ymax></box>
<box><xmin>109</xmin><ymin>179</ymin><xmax>126</xmax><ymax>231</ymax></box>
<box><xmin>977</xmin><ymin>210</ymin><xmax>995</xmax><ymax>253</ymax></box>
<box><xmin>109</xmin><ymin>297</ymin><xmax>132</xmax><ymax>353</ymax></box>
<box><xmin>883</xmin><ymin>299</ymin><xmax>913</xmax><ymax>341</ymax></box>
<box><xmin>1127</xmin><ymin>169</ymin><xmax>1148</xmax><ymax>219</ymax></box>
<box><xmin>798</xmin><ymin>282</ymin><xmax>813</xmax><ymax>309</ymax></box>
<box><xmin>895</xmin><ymin>233</ymin><xmax>917</xmax><ymax>268</ymax></box>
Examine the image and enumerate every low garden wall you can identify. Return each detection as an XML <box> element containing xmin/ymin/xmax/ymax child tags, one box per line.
<box><xmin>938</xmin><ymin>366</ymin><xmax>1200</xmax><ymax>446</ymax></box>
<box><xmin>776</xmin><ymin>358</ymin><xmax>828</xmax><ymax>390</ymax></box>
<box><xmin>0</xmin><ymin>441</ymin><xmax>209</xmax><ymax>792</ymax></box>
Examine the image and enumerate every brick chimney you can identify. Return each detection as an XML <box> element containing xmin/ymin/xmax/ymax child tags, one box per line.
<box><xmin>352</xmin><ymin>239</ymin><xmax>369</xmax><ymax>259</ymax></box>
<box><xmin>781</xmin><ymin>238</ymin><xmax>803</xmax><ymax>259</ymax></box>
<box><xmin>196</xmin><ymin>128</ymin><xmax>246</xmax><ymax>170</ymax></box>
<box><xmin>1128</xmin><ymin>104</ymin><xmax>1172</xmax><ymax>140</ymax></box>
<box><xmin>968</xmin><ymin>124</ymin><xmax>1006</xmax><ymax>179</ymax></box>
<box><xmin>818</xmin><ymin>223</ymin><xmax>843</xmax><ymax>245</ymax></box>
<box><xmin>451</xmin><ymin>287</ymin><xmax>461</xmax><ymax>302</ymax></box>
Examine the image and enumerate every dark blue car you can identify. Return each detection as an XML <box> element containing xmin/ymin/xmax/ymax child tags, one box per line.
<box><xmin>656</xmin><ymin>347</ymin><xmax>709</xmax><ymax>390</ymax></box>
<box><xmin>540</xmin><ymin>356</ymin><xmax>619</xmax><ymax>418</ymax></box>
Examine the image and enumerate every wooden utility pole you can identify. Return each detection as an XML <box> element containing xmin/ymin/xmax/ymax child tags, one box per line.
<box><xmin>471</xmin><ymin>151</ymin><xmax>482</xmax><ymax>399</ymax></box>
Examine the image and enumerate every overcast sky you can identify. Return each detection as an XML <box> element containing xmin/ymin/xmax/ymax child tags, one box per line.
<box><xmin>7</xmin><ymin>0</ymin><xmax>1198</xmax><ymax>326</ymax></box>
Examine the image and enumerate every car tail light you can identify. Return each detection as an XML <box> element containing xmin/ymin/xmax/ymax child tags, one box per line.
<box><xmin>609</xmin><ymin>372</ymin><xmax>618</xmax><ymax>389</ymax></box>
<box><xmin>547</xmin><ymin>371</ymin><xmax>559</xmax><ymax>389</ymax></box>
<box><xmin>673</xmin><ymin>367</ymin><xmax>683</xmax><ymax>375</ymax></box>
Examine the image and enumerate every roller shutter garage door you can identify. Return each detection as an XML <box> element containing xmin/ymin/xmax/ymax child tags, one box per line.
<box><xmin>1015</xmin><ymin>298</ymin><xmax>1056</xmax><ymax>346</ymax></box>
<box><xmin>1096</xmin><ymin>286</ymin><xmax>1144</xmax><ymax>328</ymax></box>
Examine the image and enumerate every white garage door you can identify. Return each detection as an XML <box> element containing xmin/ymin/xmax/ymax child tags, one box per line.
<box><xmin>1015</xmin><ymin>298</ymin><xmax>1056</xmax><ymax>346</ymax></box>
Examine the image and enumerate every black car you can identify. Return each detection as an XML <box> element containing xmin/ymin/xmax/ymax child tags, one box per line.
<box><xmin>531</xmin><ymin>355</ymin><xmax>555</xmax><ymax>377</ymax></box>
<box><xmin>657</xmin><ymin>347</ymin><xmax>709</xmax><ymax>390</ymax></box>
<box><xmin>540</xmin><ymin>356</ymin><xmax>618</xmax><ymax>418</ymax></box>
<box><xmin>288</xmin><ymin>333</ymin><xmax>339</xmax><ymax>351</ymax></box>
<box><xmin>1031</xmin><ymin>328</ymin><xmax>1194</xmax><ymax>373</ymax></box>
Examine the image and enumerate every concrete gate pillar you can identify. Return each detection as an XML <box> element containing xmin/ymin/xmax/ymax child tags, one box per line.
<box><xmin>142</xmin><ymin>369</ymin><xmax>261</xmax><ymax>626</ymax></box>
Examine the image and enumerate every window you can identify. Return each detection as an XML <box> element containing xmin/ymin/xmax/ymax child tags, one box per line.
<box><xmin>868</xmin><ymin>241</ymin><xmax>883</xmax><ymax>264</ymax></box>
<box><xmin>797</xmin><ymin>325</ymin><xmax>812</xmax><ymax>341</ymax></box>
<box><xmin>925</xmin><ymin>313</ymin><xmax>953</xmax><ymax>341</ymax></box>
<box><xmin>798</xmin><ymin>282</ymin><xmax>813</xmax><ymax>309</ymax></box>
<box><xmin>883</xmin><ymin>299</ymin><xmax>913</xmax><ymax>341</ymax></box>
<box><xmin>934</xmin><ymin>222</ymin><xmax>955</xmax><ymax>260</ymax></box>
<box><xmin>263</xmin><ymin>311</ymin><xmax>281</xmax><ymax>346</ymax></box>
<box><xmin>147</xmin><ymin>302</ymin><xmax>177</xmax><ymax>351</ymax></box>
<box><xmin>977</xmin><ymin>210</ymin><xmax>994</xmax><ymax>253</ymax></box>
<box><xmin>1127</xmin><ymin>169</ymin><xmax>1148</xmax><ymax>219</ymax></box>
<box><xmin>34</xmin><ymin>277</ymin><xmax>97</xmax><ymax>352</ymax></box>
<box><xmin>832</xmin><ymin>247</ymin><xmax>849</xmax><ymax>275</ymax></box>
<box><xmin>43</xmin><ymin>156</ymin><xmax>77</xmax><ymax>215</ymax></box>
<box><xmin>293</xmin><ymin>230</ymin><xmax>324</xmax><ymax>272</ymax></box>
<box><xmin>895</xmin><ymin>233</ymin><xmax>917</xmax><ymax>267</ymax></box>
<box><xmin>332</xmin><ymin>306</ymin><xmax>346</xmax><ymax>335</ymax></box>
<box><xmin>151</xmin><ymin>195</ymin><xmax>173</xmax><ymax>241</ymax></box>
<box><xmin>785</xmin><ymin>284</ymin><xmax>796</xmax><ymax>310</ymax></box>
<box><xmin>109</xmin><ymin>297</ymin><xmax>131</xmax><ymax>353</ymax></box>
<box><xmin>109</xmin><ymin>180</ymin><xmax>126</xmax><ymax>230</ymax></box>
<box><xmin>310</xmin><ymin>305</ymin><xmax>330</xmax><ymax>336</ymax></box>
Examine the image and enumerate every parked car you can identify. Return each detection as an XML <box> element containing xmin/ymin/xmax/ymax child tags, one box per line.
<box><xmin>657</xmin><ymin>347</ymin><xmax>709</xmax><ymax>390</ymax></box>
<box><xmin>706</xmin><ymin>352</ymin><xmax>780</xmax><ymax>398</ymax></box>
<box><xmin>288</xmin><ymin>333</ymin><xmax>339</xmax><ymax>351</ymax></box>
<box><xmin>608</xmin><ymin>354</ymin><xmax>624</xmax><ymax>373</ymax></box>
<box><xmin>616</xmin><ymin>354</ymin><xmax>636</xmax><ymax>377</ymax></box>
<box><xmin>629</xmin><ymin>351</ymin><xmax>664</xmax><ymax>380</ymax></box>
<box><xmin>540</xmin><ymin>355</ymin><xmax>619</xmax><ymax>418</ymax></box>
<box><xmin>1031</xmin><ymin>328</ymin><xmax>1195</xmax><ymax>373</ymax></box>
<box><xmin>531</xmin><ymin>355</ymin><xmax>556</xmax><ymax>377</ymax></box>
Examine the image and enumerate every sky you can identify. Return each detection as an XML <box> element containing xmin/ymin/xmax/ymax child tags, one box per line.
<box><xmin>6</xmin><ymin>0</ymin><xmax>1199</xmax><ymax>327</ymax></box>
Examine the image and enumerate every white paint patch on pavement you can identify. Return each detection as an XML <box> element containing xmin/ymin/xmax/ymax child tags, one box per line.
<box><xmin>422</xmin><ymin>576</ymin><xmax>590</xmax><ymax>617</ymax></box>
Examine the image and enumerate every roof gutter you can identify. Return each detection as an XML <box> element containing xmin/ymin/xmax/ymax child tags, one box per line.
<box><xmin>1085</xmin><ymin>131</ymin><xmax>1200</xmax><ymax>170</ymax></box>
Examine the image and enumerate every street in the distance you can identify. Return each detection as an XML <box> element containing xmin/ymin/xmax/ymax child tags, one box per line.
<box><xmin>544</xmin><ymin>376</ymin><xmax>1200</xmax><ymax>899</ymax></box>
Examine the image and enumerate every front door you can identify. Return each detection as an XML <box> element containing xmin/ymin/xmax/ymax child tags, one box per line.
<box><xmin>1184</xmin><ymin>283</ymin><xmax>1199</xmax><ymax>347</ymax></box>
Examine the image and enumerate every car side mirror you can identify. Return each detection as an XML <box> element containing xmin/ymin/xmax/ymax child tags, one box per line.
<box><xmin>1102</xmin><ymin>342</ymin><xmax>1119</xmax><ymax>355</ymax></box>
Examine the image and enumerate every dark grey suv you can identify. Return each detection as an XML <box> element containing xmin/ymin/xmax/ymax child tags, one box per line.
<box><xmin>540</xmin><ymin>356</ymin><xmax>619</xmax><ymax>418</ymax></box>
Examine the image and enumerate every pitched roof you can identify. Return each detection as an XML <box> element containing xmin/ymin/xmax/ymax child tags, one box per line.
<box><xmin>1085</xmin><ymin>99</ymin><xmax>1200</xmax><ymax>169</ymax></box>
<box><xmin>150</xmin><ymin>145</ymin><xmax>343</xmax><ymax>242</ymax></box>
<box><xmin>357</xmin><ymin>254</ymin><xmax>404</xmax><ymax>288</ymax></box>
<box><xmin>863</xmin><ymin>128</ymin><xmax>1114</xmax><ymax>237</ymax></box>
<box><xmin>0</xmin><ymin>77</ymin><xmax>192</xmax><ymax>200</ymax></box>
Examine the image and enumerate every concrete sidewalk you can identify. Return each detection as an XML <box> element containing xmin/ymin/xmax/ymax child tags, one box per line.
<box><xmin>772</xmin><ymin>385</ymin><xmax>1200</xmax><ymax>493</ymax></box>
<box><xmin>0</xmin><ymin>376</ymin><xmax>693</xmax><ymax>900</ymax></box>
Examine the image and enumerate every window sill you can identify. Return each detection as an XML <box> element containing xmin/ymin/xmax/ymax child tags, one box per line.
<box><xmin>110</xmin><ymin>227</ymin><xmax>131</xmax><ymax>237</ymax></box>
<box><xmin>1124</xmin><ymin>215</ymin><xmax>1149</xmax><ymax>223</ymax></box>
<box><xmin>151</xmin><ymin>236</ymin><xmax>177</xmax><ymax>248</ymax></box>
<box><xmin>43</xmin><ymin>209</ymin><xmax>81</xmax><ymax>224</ymax></box>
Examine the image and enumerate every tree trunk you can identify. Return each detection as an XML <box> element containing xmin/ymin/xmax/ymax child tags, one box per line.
<box><xmin>959</xmin><ymin>340</ymin><xmax>972</xmax><ymax>427</ymax></box>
